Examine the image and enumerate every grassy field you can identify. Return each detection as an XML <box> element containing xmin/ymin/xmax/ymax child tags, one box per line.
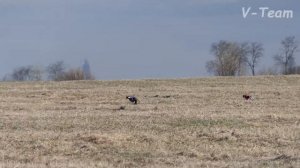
<box><xmin>0</xmin><ymin>75</ymin><xmax>299</xmax><ymax>167</ymax></box>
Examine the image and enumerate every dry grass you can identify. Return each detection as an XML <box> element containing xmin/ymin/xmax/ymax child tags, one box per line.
<box><xmin>0</xmin><ymin>75</ymin><xmax>299</xmax><ymax>168</ymax></box>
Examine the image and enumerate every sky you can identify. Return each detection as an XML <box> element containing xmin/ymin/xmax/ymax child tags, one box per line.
<box><xmin>0</xmin><ymin>0</ymin><xmax>299</xmax><ymax>80</ymax></box>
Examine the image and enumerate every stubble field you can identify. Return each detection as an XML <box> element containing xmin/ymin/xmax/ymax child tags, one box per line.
<box><xmin>0</xmin><ymin>75</ymin><xmax>299</xmax><ymax>167</ymax></box>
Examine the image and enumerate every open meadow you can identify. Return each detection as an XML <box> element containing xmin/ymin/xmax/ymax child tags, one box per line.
<box><xmin>0</xmin><ymin>75</ymin><xmax>299</xmax><ymax>168</ymax></box>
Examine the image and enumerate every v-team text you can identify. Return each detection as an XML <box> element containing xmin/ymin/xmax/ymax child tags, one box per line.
<box><xmin>242</xmin><ymin>7</ymin><xmax>293</xmax><ymax>19</ymax></box>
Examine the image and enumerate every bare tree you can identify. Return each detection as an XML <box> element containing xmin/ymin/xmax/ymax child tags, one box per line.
<box><xmin>11</xmin><ymin>66</ymin><xmax>43</xmax><ymax>81</ymax></box>
<box><xmin>12</xmin><ymin>67</ymin><xmax>29</xmax><ymax>81</ymax></box>
<box><xmin>274</xmin><ymin>36</ymin><xmax>298</xmax><ymax>75</ymax></box>
<box><xmin>245</xmin><ymin>42</ymin><xmax>264</xmax><ymax>76</ymax></box>
<box><xmin>47</xmin><ymin>61</ymin><xmax>66</xmax><ymax>81</ymax></box>
<box><xmin>206</xmin><ymin>40</ymin><xmax>247</xmax><ymax>76</ymax></box>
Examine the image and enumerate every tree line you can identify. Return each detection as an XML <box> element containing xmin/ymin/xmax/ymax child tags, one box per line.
<box><xmin>206</xmin><ymin>36</ymin><xmax>299</xmax><ymax>76</ymax></box>
<box><xmin>1</xmin><ymin>36</ymin><xmax>299</xmax><ymax>81</ymax></box>
<box><xmin>2</xmin><ymin>60</ymin><xmax>95</xmax><ymax>81</ymax></box>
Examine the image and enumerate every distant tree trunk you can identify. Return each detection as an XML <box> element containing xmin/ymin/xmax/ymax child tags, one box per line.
<box><xmin>252</xmin><ymin>66</ymin><xmax>255</xmax><ymax>76</ymax></box>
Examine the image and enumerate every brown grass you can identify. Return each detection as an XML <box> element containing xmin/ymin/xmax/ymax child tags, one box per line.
<box><xmin>0</xmin><ymin>75</ymin><xmax>299</xmax><ymax>167</ymax></box>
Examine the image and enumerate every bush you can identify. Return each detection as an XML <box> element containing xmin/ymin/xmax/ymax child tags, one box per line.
<box><xmin>57</xmin><ymin>68</ymin><xmax>85</xmax><ymax>81</ymax></box>
<box><xmin>258</xmin><ymin>67</ymin><xmax>279</xmax><ymax>75</ymax></box>
<box><xmin>288</xmin><ymin>66</ymin><xmax>300</xmax><ymax>74</ymax></box>
<box><xmin>47</xmin><ymin>61</ymin><xmax>95</xmax><ymax>81</ymax></box>
<box><xmin>11</xmin><ymin>66</ymin><xmax>43</xmax><ymax>81</ymax></box>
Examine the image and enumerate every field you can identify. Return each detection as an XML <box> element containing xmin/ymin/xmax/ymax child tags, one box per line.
<box><xmin>0</xmin><ymin>75</ymin><xmax>299</xmax><ymax>167</ymax></box>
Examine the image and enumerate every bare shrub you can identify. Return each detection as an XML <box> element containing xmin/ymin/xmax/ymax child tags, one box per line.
<box><xmin>57</xmin><ymin>68</ymin><xmax>85</xmax><ymax>81</ymax></box>
<box><xmin>11</xmin><ymin>66</ymin><xmax>43</xmax><ymax>81</ymax></box>
<box><xmin>258</xmin><ymin>67</ymin><xmax>279</xmax><ymax>75</ymax></box>
<box><xmin>47</xmin><ymin>61</ymin><xmax>95</xmax><ymax>81</ymax></box>
<box><xmin>288</xmin><ymin>65</ymin><xmax>300</xmax><ymax>74</ymax></box>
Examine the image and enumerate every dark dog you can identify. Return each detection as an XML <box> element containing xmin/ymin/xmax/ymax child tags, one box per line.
<box><xmin>243</xmin><ymin>94</ymin><xmax>252</xmax><ymax>100</ymax></box>
<box><xmin>126</xmin><ymin>96</ymin><xmax>138</xmax><ymax>104</ymax></box>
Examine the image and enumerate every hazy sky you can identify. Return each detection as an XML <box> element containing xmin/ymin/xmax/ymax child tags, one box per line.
<box><xmin>0</xmin><ymin>0</ymin><xmax>299</xmax><ymax>80</ymax></box>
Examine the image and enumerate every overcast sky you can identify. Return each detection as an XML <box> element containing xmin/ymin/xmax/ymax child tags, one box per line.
<box><xmin>0</xmin><ymin>0</ymin><xmax>299</xmax><ymax>80</ymax></box>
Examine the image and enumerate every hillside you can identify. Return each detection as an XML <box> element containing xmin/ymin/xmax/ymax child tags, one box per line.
<box><xmin>0</xmin><ymin>75</ymin><xmax>299</xmax><ymax>167</ymax></box>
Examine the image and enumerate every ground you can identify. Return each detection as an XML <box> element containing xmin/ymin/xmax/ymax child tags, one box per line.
<box><xmin>0</xmin><ymin>75</ymin><xmax>299</xmax><ymax>168</ymax></box>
